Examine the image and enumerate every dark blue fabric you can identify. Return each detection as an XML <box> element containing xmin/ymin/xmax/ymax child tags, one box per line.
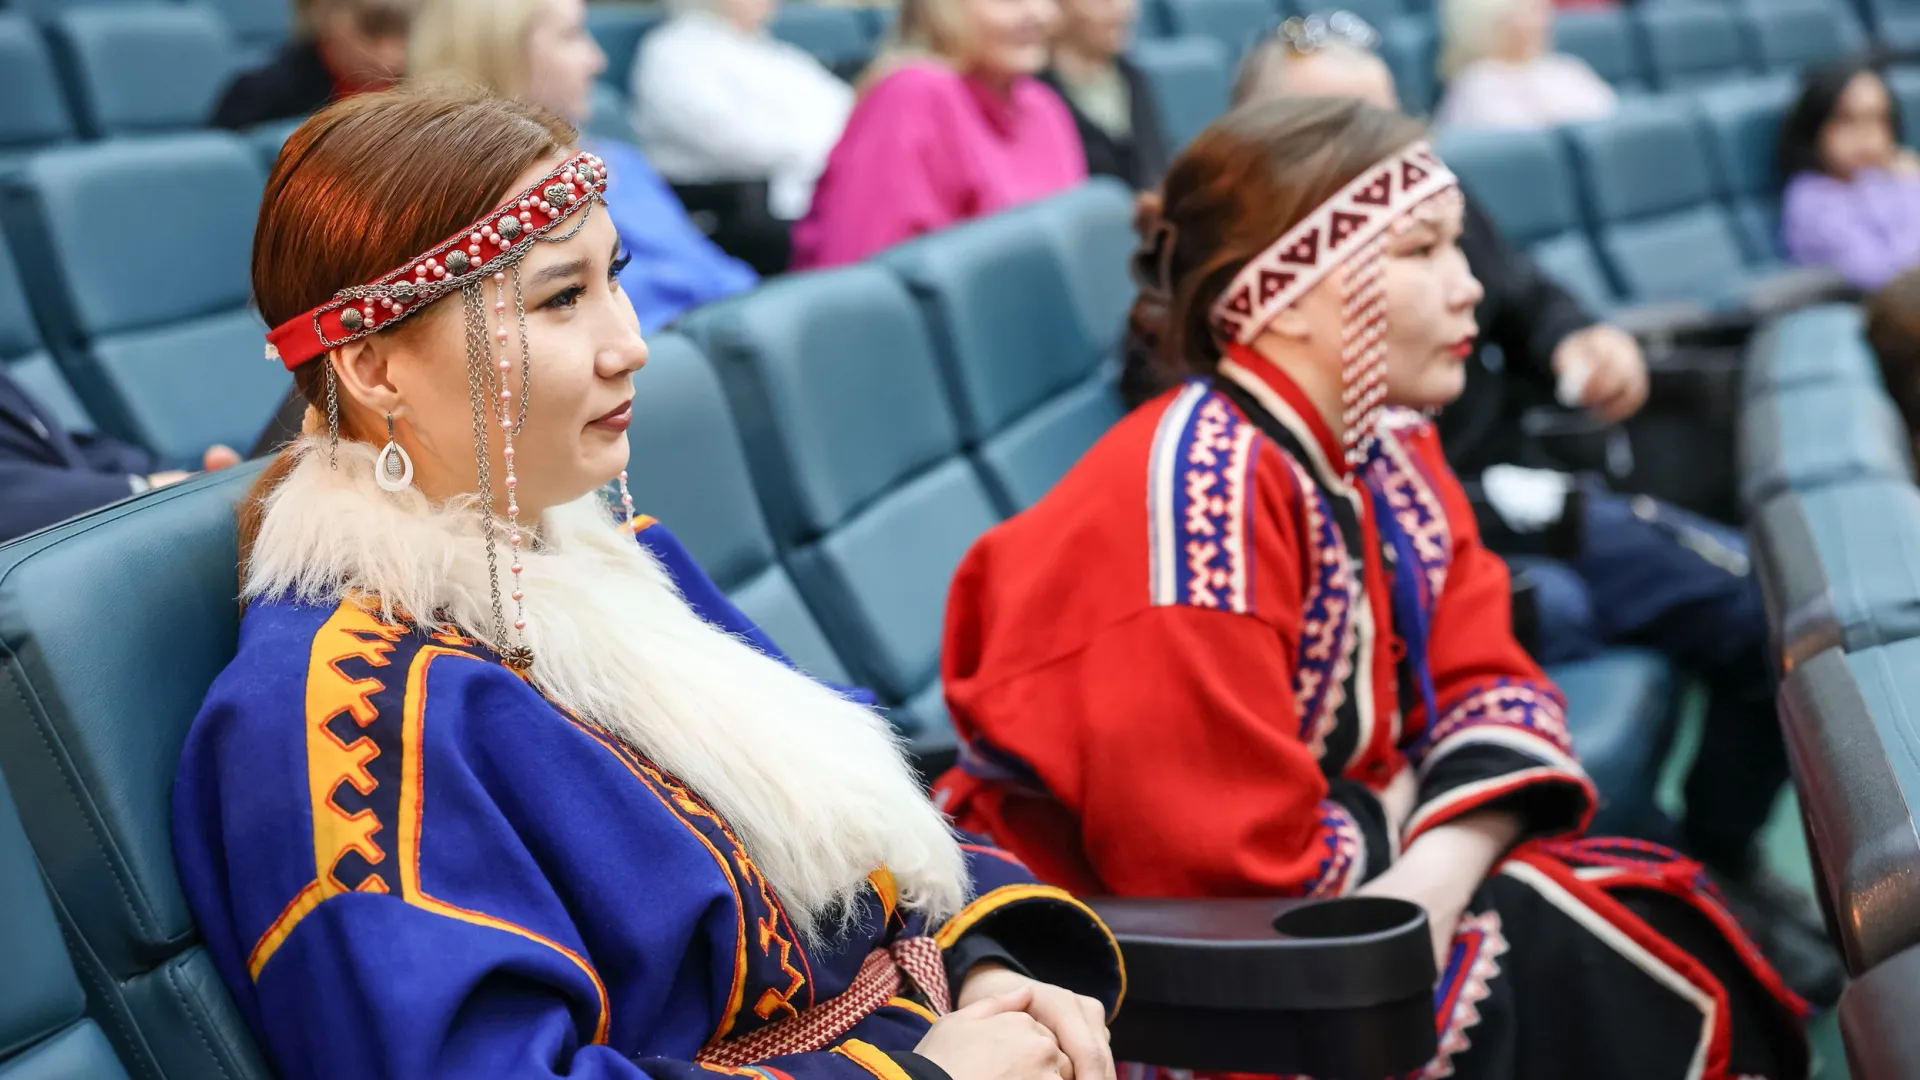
<box><xmin>1518</xmin><ymin>486</ymin><xmax>1786</xmax><ymax>866</ymax></box>
<box><xmin>0</xmin><ymin>365</ymin><xmax>156</xmax><ymax>542</ymax></box>
<box><xmin>588</xmin><ymin>139</ymin><xmax>756</xmax><ymax>335</ymax></box>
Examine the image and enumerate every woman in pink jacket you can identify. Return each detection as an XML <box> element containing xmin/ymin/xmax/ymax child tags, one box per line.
<box><xmin>792</xmin><ymin>0</ymin><xmax>1089</xmax><ymax>268</ymax></box>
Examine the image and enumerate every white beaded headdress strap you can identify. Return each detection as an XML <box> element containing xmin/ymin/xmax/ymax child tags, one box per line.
<box><xmin>1207</xmin><ymin>141</ymin><xmax>1459</xmax><ymax>465</ymax></box>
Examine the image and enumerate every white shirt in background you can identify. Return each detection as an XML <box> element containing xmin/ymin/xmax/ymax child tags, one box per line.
<box><xmin>1435</xmin><ymin>54</ymin><xmax>1619</xmax><ymax>132</ymax></box>
<box><xmin>632</xmin><ymin>11</ymin><xmax>856</xmax><ymax>220</ymax></box>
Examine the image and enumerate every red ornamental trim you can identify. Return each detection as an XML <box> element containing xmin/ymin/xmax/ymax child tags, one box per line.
<box><xmin>1209</xmin><ymin>142</ymin><xmax>1457</xmax><ymax>346</ymax></box>
<box><xmin>265</xmin><ymin>150</ymin><xmax>611</xmax><ymax>371</ymax></box>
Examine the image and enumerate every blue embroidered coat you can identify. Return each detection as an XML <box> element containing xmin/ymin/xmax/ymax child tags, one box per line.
<box><xmin>174</xmin><ymin>519</ymin><xmax>1123</xmax><ymax>1080</ymax></box>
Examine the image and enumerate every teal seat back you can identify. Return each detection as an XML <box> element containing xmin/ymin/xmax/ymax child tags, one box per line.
<box><xmin>626</xmin><ymin>331</ymin><xmax>854</xmax><ymax>686</ymax></box>
<box><xmin>0</xmin><ymin>765</ymin><xmax>132</xmax><ymax>1079</ymax></box>
<box><xmin>0</xmin><ymin>465</ymin><xmax>272</xmax><ymax>1080</ymax></box>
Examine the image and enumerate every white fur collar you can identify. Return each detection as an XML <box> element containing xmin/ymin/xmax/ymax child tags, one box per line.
<box><xmin>246</xmin><ymin>438</ymin><xmax>968</xmax><ymax>938</ymax></box>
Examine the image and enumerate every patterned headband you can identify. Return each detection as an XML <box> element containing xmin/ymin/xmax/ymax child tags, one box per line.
<box><xmin>1209</xmin><ymin>142</ymin><xmax>1457</xmax><ymax>345</ymax></box>
<box><xmin>265</xmin><ymin>150</ymin><xmax>610</xmax><ymax>371</ymax></box>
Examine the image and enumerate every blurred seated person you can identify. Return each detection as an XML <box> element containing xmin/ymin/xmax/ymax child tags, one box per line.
<box><xmin>633</xmin><ymin>0</ymin><xmax>855</xmax><ymax>222</ymax></box>
<box><xmin>0</xmin><ymin>366</ymin><xmax>238</xmax><ymax>542</ymax></box>
<box><xmin>792</xmin><ymin>0</ymin><xmax>1087</xmax><ymax>268</ymax></box>
<box><xmin>935</xmin><ymin>97</ymin><xmax>1811</xmax><ymax>1078</ymax></box>
<box><xmin>1781</xmin><ymin>58</ymin><xmax>1920</xmax><ymax>291</ymax></box>
<box><xmin>1867</xmin><ymin>266</ymin><xmax>1920</xmax><ymax>454</ymax></box>
<box><xmin>181</xmin><ymin>84</ymin><xmax>1122</xmax><ymax>1079</ymax></box>
<box><xmin>211</xmin><ymin>0</ymin><xmax>417</xmax><ymax>129</ymax></box>
<box><xmin>1039</xmin><ymin>0</ymin><xmax>1168</xmax><ymax>190</ymax></box>
<box><xmin>1433</xmin><ymin>0</ymin><xmax>1615</xmax><ymax>131</ymax></box>
<box><xmin>411</xmin><ymin>0</ymin><xmax>756</xmax><ymax>335</ymax></box>
<box><xmin>1154</xmin><ymin>30</ymin><xmax>1841</xmax><ymax>1005</ymax></box>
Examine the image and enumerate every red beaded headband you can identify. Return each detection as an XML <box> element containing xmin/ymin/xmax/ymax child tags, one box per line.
<box><xmin>1209</xmin><ymin>141</ymin><xmax>1457</xmax><ymax>345</ymax></box>
<box><xmin>264</xmin><ymin>150</ymin><xmax>610</xmax><ymax>371</ymax></box>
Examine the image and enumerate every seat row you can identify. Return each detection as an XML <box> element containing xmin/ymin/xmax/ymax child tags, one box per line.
<box><xmin>1732</xmin><ymin>303</ymin><xmax>1920</xmax><ymax>1072</ymax></box>
<box><xmin>0</xmin><ymin>128</ymin><xmax>286</xmax><ymax>467</ymax></box>
<box><xmin>1435</xmin><ymin>80</ymin><xmax>1867</xmax><ymax>315</ymax></box>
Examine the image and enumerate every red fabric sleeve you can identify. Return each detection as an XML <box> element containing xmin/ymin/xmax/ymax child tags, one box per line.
<box><xmin>1395</xmin><ymin>423</ymin><xmax>1596</xmax><ymax>846</ymax></box>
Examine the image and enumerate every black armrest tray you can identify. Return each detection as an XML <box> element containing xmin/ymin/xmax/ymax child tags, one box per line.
<box><xmin>1089</xmin><ymin>895</ymin><xmax>1437</xmax><ymax>1078</ymax></box>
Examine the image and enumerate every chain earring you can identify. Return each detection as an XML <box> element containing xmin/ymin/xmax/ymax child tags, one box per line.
<box><xmin>374</xmin><ymin>412</ymin><xmax>414</xmax><ymax>492</ymax></box>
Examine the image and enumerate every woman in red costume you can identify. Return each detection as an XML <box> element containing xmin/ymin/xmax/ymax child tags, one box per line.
<box><xmin>934</xmin><ymin>96</ymin><xmax>1811</xmax><ymax>1078</ymax></box>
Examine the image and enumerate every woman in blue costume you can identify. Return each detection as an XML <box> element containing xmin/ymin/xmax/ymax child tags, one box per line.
<box><xmin>173</xmin><ymin>83</ymin><xmax>1122</xmax><ymax>1080</ymax></box>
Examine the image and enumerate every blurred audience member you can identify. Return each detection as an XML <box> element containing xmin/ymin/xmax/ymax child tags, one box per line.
<box><xmin>1781</xmin><ymin>58</ymin><xmax>1920</xmax><ymax>290</ymax></box>
<box><xmin>212</xmin><ymin>0</ymin><xmax>417</xmax><ymax>129</ymax></box>
<box><xmin>1434</xmin><ymin>0</ymin><xmax>1615</xmax><ymax>131</ymax></box>
<box><xmin>633</xmin><ymin>0</ymin><xmax>854</xmax><ymax>221</ymax></box>
<box><xmin>0</xmin><ymin>368</ymin><xmax>238</xmax><ymax>542</ymax></box>
<box><xmin>411</xmin><ymin>0</ymin><xmax>757</xmax><ymax>334</ymax></box>
<box><xmin>1040</xmin><ymin>0</ymin><xmax>1168</xmax><ymax>190</ymax></box>
<box><xmin>793</xmin><ymin>0</ymin><xmax>1086</xmax><ymax>268</ymax></box>
<box><xmin>1867</xmin><ymin>266</ymin><xmax>1920</xmax><ymax>451</ymax></box>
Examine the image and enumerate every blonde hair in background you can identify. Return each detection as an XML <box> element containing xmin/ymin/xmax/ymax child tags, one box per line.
<box><xmin>1438</xmin><ymin>0</ymin><xmax>1521</xmax><ymax>80</ymax></box>
<box><xmin>408</xmin><ymin>0</ymin><xmax>547</xmax><ymax>98</ymax></box>
<box><xmin>859</xmin><ymin>0</ymin><xmax>973</xmax><ymax>91</ymax></box>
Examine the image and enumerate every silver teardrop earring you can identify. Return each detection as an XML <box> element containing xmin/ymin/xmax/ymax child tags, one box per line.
<box><xmin>374</xmin><ymin>412</ymin><xmax>414</xmax><ymax>492</ymax></box>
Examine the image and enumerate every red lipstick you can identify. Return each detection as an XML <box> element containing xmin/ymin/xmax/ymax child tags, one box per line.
<box><xmin>589</xmin><ymin>399</ymin><xmax>632</xmax><ymax>433</ymax></box>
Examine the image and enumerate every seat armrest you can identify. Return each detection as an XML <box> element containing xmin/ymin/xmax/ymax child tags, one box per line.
<box><xmin>1089</xmin><ymin>896</ymin><xmax>1437</xmax><ymax>1078</ymax></box>
<box><xmin>1841</xmin><ymin>944</ymin><xmax>1920</xmax><ymax>1079</ymax></box>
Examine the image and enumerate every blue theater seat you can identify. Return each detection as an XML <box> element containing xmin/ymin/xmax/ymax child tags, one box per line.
<box><xmin>5</xmin><ymin>132</ymin><xmax>287</xmax><ymax>465</ymax></box>
<box><xmin>1554</xmin><ymin>9</ymin><xmax>1648</xmax><ymax>92</ymax></box>
<box><xmin>1692</xmin><ymin>76</ymin><xmax>1795</xmax><ymax>266</ymax></box>
<box><xmin>1740</xmin><ymin>0</ymin><xmax>1860</xmax><ymax>74</ymax></box>
<box><xmin>588</xmin><ymin>0</ymin><xmax>665</xmax><ymax>90</ymax></box>
<box><xmin>687</xmin><ymin>268</ymin><xmax>1004</xmax><ymax>765</ymax></box>
<box><xmin>1863</xmin><ymin>0</ymin><xmax>1920</xmax><ymax>49</ymax></box>
<box><xmin>770</xmin><ymin>4</ymin><xmax>875</xmax><ymax>71</ymax></box>
<box><xmin>1634</xmin><ymin>4</ymin><xmax>1756</xmax><ymax>90</ymax></box>
<box><xmin>1434</xmin><ymin>126</ymin><xmax>1618</xmax><ymax>314</ymax></box>
<box><xmin>1381</xmin><ymin>16</ymin><xmax>1438</xmax><ymax>115</ymax></box>
<box><xmin>201</xmin><ymin>0</ymin><xmax>292</xmax><ymax>55</ymax></box>
<box><xmin>44</xmin><ymin>4</ymin><xmax>237</xmax><ymax>137</ymax></box>
<box><xmin>1130</xmin><ymin>35</ymin><xmax>1231</xmax><ymax>151</ymax></box>
<box><xmin>0</xmin><ymin>16</ymin><xmax>75</xmax><ymax>167</ymax></box>
<box><xmin>1778</xmin><ymin>642</ymin><xmax>1920</xmax><ymax>975</ymax></box>
<box><xmin>1749</xmin><ymin>477</ymin><xmax>1920</xmax><ymax>669</ymax></box>
<box><xmin>0</xmin><ymin>768</ymin><xmax>132</xmax><ymax>1079</ymax></box>
<box><xmin>1840</xmin><ymin>943</ymin><xmax>1920</xmax><ymax>1076</ymax></box>
<box><xmin>0</xmin><ymin>231</ymin><xmax>90</xmax><ymax>435</ymax></box>
<box><xmin>0</xmin><ymin>464</ymin><xmax>273</xmax><ymax>1079</ymax></box>
<box><xmin>1036</xmin><ymin>179</ymin><xmax>1136</xmax><ymax>375</ymax></box>
<box><xmin>1563</xmin><ymin>99</ymin><xmax>1756</xmax><ymax>304</ymax></box>
<box><xmin>1889</xmin><ymin>67</ymin><xmax>1920</xmax><ymax>150</ymax></box>
<box><xmin>882</xmin><ymin>183</ymin><xmax>1128</xmax><ymax>512</ymax></box>
<box><xmin>1742</xmin><ymin>303</ymin><xmax>1880</xmax><ymax>400</ymax></box>
<box><xmin>1157</xmin><ymin>0</ymin><xmax>1272</xmax><ymax>60</ymax></box>
<box><xmin>625</xmin><ymin>331</ymin><xmax>857</xmax><ymax>687</ymax></box>
<box><xmin>1737</xmin><ymin>382</ymin><xmax>1912</xmax><ymax>512</ymax></box>
<box><xmin>1548</xmin><ymin>648</ymin><xmax>1678</xmax><ymax>838</ymax></box>
<box><xmin>244</xmin><ymin>115</ymin><xmax>304</xmax><ymax>171</ymax></box>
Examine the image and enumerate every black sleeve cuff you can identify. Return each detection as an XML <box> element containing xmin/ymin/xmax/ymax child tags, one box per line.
<box><xmin>941</xmin><ymin>930</ymin><xmax>1029</xmax><ymax>994</ymax></box>
<box><xmin>885</xmin><ymin>1052</ymin><xmax>954</xmax><ymax>1080</ymax></box>
<box><xmin>1326</xmin><ymin>776</ymin><xmax>1396</xmax><ymax>885</ymax></box>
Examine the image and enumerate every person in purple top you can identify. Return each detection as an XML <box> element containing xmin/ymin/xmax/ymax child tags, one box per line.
<box><xmin>1780</xmin><ymin>58</ymin><xmax>1920</xmax><ymax>291</ymax></box>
